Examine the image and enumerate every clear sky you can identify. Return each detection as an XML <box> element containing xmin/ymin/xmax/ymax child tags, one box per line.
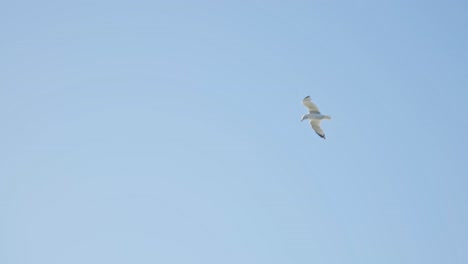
<box><xmin>1</xmin><ymin>0</ymin><xmax>467</xmax><ymax>263</ymax></box>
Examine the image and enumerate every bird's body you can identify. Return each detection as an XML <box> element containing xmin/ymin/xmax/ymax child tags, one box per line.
<box><xmin>301</xmin><ymin>96</ymin><xmax>331</xmax><ymax>139</ymax></box>
<box><xmin>301</xmin><ymin>113</ymin><xmax>329</xmax><ymax>121</ymax></box>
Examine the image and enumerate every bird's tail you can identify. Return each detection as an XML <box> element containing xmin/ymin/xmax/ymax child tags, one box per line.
<box><xmin>324</xmin><ymin>115</ymin><xmax>332</xmax><ymax>120</ymax></box>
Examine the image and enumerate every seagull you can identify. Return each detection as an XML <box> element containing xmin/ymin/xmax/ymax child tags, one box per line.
<box><xmin>301</xmin><ymin>96</ymin><xmax>331</xmax><ymax>139</ymax></box>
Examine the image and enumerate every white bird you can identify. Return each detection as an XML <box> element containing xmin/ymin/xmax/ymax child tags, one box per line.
<box><xmin>301</xmin><ymin>96</ymin><xmax>331</xmax><ymax>139</ymax></box>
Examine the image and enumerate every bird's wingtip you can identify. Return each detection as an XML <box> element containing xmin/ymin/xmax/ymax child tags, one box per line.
<box><xmin>315</xmin><ymin>132</ymin><xmax>325</xmax><ymax>139</ymax></box>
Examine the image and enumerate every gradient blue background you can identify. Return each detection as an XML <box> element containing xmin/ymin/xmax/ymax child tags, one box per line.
<box><xmin>1</xmin><ymin>1</ymin><xmax>467</xmax><ymax>263</ymax></box>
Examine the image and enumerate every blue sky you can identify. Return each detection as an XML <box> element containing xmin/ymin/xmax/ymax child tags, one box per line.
<box><xmin>1</xmin><ymin>0</ymin><xmax>467</xmax><ymax>263</ymax></box>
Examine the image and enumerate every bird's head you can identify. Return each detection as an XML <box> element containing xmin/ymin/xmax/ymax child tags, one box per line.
<box><xmin>301</xmin><ymin>115</ymin><xmax>307</xmax><ymax>122</ymax></box>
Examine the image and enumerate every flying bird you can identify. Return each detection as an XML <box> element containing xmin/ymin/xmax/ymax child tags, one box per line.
<box><xmin>301</xmin><ymin>96</ymin><xmax>331</xmax><ymax>139</ymax></box>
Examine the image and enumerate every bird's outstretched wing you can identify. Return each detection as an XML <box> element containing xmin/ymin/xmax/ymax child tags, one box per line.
<box><xmin>302</xmin><ymin>96</ymin><xmax>321</xmax><ymax>114</ymax></box>
<box><xmin>310</xmin><ymin>120</ymin><xmax>325</xmax><ymax>139</ymax></box>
